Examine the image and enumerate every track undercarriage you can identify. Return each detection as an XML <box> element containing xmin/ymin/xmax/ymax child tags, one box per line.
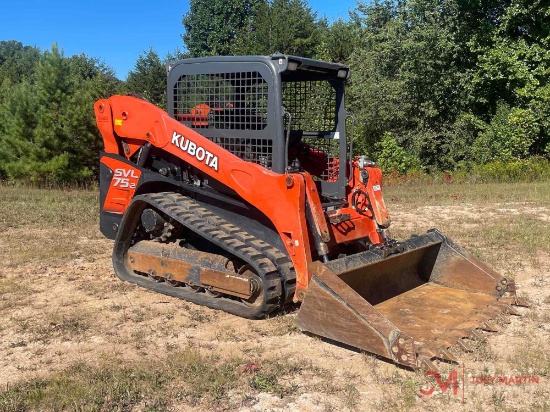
<box><xmin>113</xmin><ymin>192</ymin><xmax>295</xmax><ymax>318</ymax></box>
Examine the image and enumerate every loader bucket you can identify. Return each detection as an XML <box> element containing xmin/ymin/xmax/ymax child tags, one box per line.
<box><xmin>296</xmin><ymin>229</ymin><xmax>527</xmax><ymax>369</ymax></box>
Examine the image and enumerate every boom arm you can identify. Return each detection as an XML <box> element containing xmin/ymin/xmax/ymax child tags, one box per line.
<box><xmin>95</xmin><ymin>95</ymin><xmax>315</xmax><ymax>299</ymax></box>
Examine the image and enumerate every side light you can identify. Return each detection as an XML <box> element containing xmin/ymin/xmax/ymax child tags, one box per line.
<box><xmin>288</xmin><ymin>61</ymin><xmax>299</xmax><ymax>71</ymax></box>
<box><xmin>337</xmin><ymin>68</ymin><xmax>348</xmax><ymax>78</ymax></box>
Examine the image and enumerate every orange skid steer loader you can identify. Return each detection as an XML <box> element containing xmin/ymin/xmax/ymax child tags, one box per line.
<box><xmin>95</xmin><ymin>55</ymin><xmax>527</xmax><ymax>369</ymax></box>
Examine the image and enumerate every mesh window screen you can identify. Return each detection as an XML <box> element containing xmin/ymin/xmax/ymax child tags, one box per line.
<box><xmin>283</xmin><ymin>80</ymin><xmax>340</xmax><ymax>182</ymax></box>
<box><xmin>173</xmin><ymin>72</ymin><xmax>272</xmax><ymax>167</ymax></box>
<box><xmin>174</xmin><ymin>72</ymin><xmax>268</xmax><ymax>130</ymax></box>
<box><xmin>282</xmin><ymin>80</ymin><xmax>336</xmax><ymax>132</ymax></box>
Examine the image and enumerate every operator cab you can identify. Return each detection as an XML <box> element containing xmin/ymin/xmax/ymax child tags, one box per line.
<box><xmin>167</xmin><ymin>54</ymin><xmax>351</xmax><ymax>199</ymax></box>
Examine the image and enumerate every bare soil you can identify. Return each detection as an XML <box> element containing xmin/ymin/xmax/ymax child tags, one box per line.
<box><xmin>0</xmin><ymin>185</ymin><xmax>548</xmax><ymax>411</ymax></box>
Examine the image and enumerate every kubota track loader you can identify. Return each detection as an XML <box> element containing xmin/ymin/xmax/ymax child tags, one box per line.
<box><xmin>95</xmin><ymin>55</ymin><xmax>527</xmax><ymax>369</ymax></box>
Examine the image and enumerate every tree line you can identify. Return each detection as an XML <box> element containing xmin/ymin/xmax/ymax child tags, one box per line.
<box><xmin>0</xmin><ymin>0</ymin><xmax>548</xmax><ymax>183</ymax></box>
<box><xmin>0</xmin><ymin>42</ymin><xmax>168</xmax><ymax>183</ymax></box>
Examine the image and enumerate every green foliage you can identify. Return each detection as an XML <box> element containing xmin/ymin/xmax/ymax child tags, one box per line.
<box><xmin>0</xmin><ymin>40</ymin><xmax>40</xmax><ymax>87</ymax></box>
<box><xmin>231</xmin><ymin>0</ymin><xmax>322</xmax><ymax>57</ymax></box>
<box><xmin>374</xmin><ymin>133</ymin><xmax>421</xmax><ymax>174</ymax></box>
<box><xmin>0</xmin><ymin>80</ymin><xmax>39</xmax><ymax>179</ymax></box>
<box><xmin>0</xmin><ymin>44</ymin><xmax>120</xmax><ymax>184</ymax></box>
<box><xmin>2</xmin><ymin>0</ymin><xmax>550</xmax><ymax>184</ymax></box>
<box><xmin>182</xmin><ymin>0</ymin><xmax>323</xmax><ymax>57</ymax></box>
<box><xmin>348</xmin><ymin>0</ymin><xmax>473</xmax><ymax>168</ymax></box>
<box><xmin>385</xmin><ymin>157</ymin><xmax>550</xmax><ymax>185</ymax></box>
<box><xmin>530</xmin><ymin>83</ymin><xmax>550</xmax><ymax>155</ymax></box>
<box><xmin>182</xmin><ymin>0</ymin><xmax>261</xmax><ymax>57</ymax></box>
<box><xmin>164</xmin><ymin>48</ymin><xmax>191</xmax><ymax>65</ymax></box>
<box><xmin>348</xmin><ymin>0</ymin><xmax>550</xmax><ymax>170</ymax></box>
<box><xmin>472</xmin><ymin>103</ymin><xmax>539</xmax><ymax>163</ymax></box>
<box><xmin>102</xmin><ymin>0</ymin><xmax>550</xmax><ymax>180</ymax></box>
<box><xmin>316</xmin><ymin>18</ymin><xmax>358</xmax><ymax>63</ymax></box>
<box><xmin>126</xmin><ymin>47</ymin><xmax>166</xmax><ymax>108</ymax></box>
<box><xmin>469</xmin><ymin>157</ymin><xmax>550</xmax><ymax>183</ymax></box>
<box><xmin>427</xmin><ymin>113</ymin><xmax>487</xmax><ymax>170</ymax></box>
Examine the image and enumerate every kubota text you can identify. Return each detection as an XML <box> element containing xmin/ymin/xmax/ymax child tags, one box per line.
<box><xmin>171</xmin><ymin>131</ymin><xmax>219</xmax><ymax>171</ymax></box>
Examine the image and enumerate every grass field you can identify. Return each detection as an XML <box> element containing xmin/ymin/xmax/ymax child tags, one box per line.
<box><xmin>0</xmin><ymin>182</ymin><xmax>549</xmax><ymax>411</ymax></box>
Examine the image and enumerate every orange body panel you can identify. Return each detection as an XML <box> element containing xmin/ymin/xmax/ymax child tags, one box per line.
<box><xmin>101</xmin><ymin>157</ymin><xmax>141</xmax><ymax>214</ymax></box>
<box><xmin>94</xmin><ymin>95</ymin><xmax>389</xmax><ymax>300</ymax></box>
<box><xmin>95</xmin><ymin>101</ymin><xmax>118</xmax><ymax>153</ymax></box>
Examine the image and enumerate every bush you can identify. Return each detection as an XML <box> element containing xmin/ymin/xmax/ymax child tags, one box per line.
<box><xmin>471</xmin><ymin>103</ymin><xmax>539</xmax><ymax>163</ymax></box>
<box><xmin>469</xmin><ymin>157</ymin><xmax>550</xmax><ymax>183</ymax></box>
<box><xmin>384</xmin><ymin>157</ymin><xmax>550</xmax><ymax>185</ymax></box>
<box><xmin>373</xmin><ymin>133</ymin><xmax>421</xmax><ymax>175</ymax></box>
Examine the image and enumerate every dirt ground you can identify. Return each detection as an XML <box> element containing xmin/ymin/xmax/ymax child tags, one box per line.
<box><xmin>0</xmin><ymin>184</ymin><xmax>549</xmax><ymax>411</ymax></box>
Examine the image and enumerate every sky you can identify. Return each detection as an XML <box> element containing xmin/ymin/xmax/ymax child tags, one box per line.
<box><xmin>0</xmin><ymin>0</ymin><xmax>358</xmax><ymax>80</ymax></box>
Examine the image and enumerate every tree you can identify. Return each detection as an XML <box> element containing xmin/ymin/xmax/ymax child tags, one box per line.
<box><xmin>0</xmin><ymin>44</ymin><xmax>119</xmax><ymax>183</ymax></box>
<box><xmin>67</xmin><ymin>55</ymin><xmax>122</xmax><ymax>177</ymax></box>
<box><xmin>0</xmin><ymin>80</ymin><xmax>39</xmax><ymax>179</ymax></box>
<box><xmin>373</xmin><ymin>132</ymin><xmax>421</xmax><ymax>174</ymax></box>
<box><xmin>317</xmin><ymin>18</ymin><xmax>359</xmax><ymax>63</ymax></box>
<box><xmin>347</xmin><ymin>1</ymin><xmax>525</xmax><ymax>169</ymax></box>
<box><xmin>232</xmin><ymin>0</ymin><xmax>321</xmax><ymax>57</ymax></box>
<box><xmin>0</xmin><ymin>41</ymin><xmax>40</xmax><ymax>87</ymax></box>
<box><xmin>471</xmin><ymin>103</ymin><xmax>538</xmax><ymax>163</ymax></box>
<box><xmin>469</xmin><ymin>0</ymin><xmax>550</xmax><ymax>159</ymax></box>
<box><xmin>182</xmin><ymin>0</ymin><xmax>260</xmax><ymax>57</ymax></box>
<box><xmin>69</xmin><ymin>54</ymin><xmax>122</xmax><ymax>100</ymax></box>
<box><xmin>0</xmin><ymin>44</ymin><xmax>80</xmax><ymax>182</ymax></box>
<box><xmin>347</xmin><ymin>1</ymin><xmax>414</xmax><ymax>157</ymax></box>
<box><xmin>126</xmin><ymin>48</ymin><xmax>166</xmax><ymax>108</ymax></box>
<box><xmin>164</xmin><ymin>48</ymin><xmax>191</xmax><ymax>66</ymax></box>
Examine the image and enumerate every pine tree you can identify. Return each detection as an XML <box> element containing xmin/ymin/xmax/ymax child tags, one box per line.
<box><xmin>0</xmin><ymin>44</ymin><xmax>117</xmax><ymax>183</ymax></box>
<box><xmin>126</xmin><ymin>48</ymin><xmax>166</xmax><ymax>108</ymax></box>
<box><xmin>0</xmin><ymin>80</ymin><xmax>38</xmax><ymax>179</ymax></box>
<box><xmin>0</xmin><ymin>40</ymin><xmax>41</xmax><ymax>87</ymax></box>
<box><xmin>232</xmin><ymin>0</ymin><xmax>321</xmax><ymax>57</ymax></box>
<box><xmin>182</xmin><ymin>0</ymin><xmax>261</xmax><ymax>57</ymax></box>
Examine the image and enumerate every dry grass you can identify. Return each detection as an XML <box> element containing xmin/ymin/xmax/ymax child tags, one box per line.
<box><xmin>0</xmin><ymin>349</ymin><xmax>242</xmax><ymax>411</ymax></box>
<box><xmin>385</xmin><ymin>182</ymin><xmax>550</xmax><ymax>273</ymax></box>
<box><xmin>12</xmin><ymin>310</ymin><xmax>91</xmax><ymax>344</ymax></box>
<box><xmin>0</xmin><ymin>184</ymin><xmax>98</xmax><ymax>231</ymax></box>
<box><xmin>507</xmin><ymin>343</ymin><xmax>550</xmax><ymax>376</ymax></box>
<box><xmin>384</xmin><ymin>181</ymin><xmax>550</xmax><ymax>205</ymax></box>
<box><xmin>0</xmin><ymin>182</ymin><xmax>549</xmax><ymax>411</ymax></box>
<box><xmin>0</xmin><ymin>350</ymin><xmax>317</xmax><ymax>411</ymax></box>
<box><xmin>0</xmin><ymin>185</ymin><xmax>102</xmax><ymax>268</ymax></box>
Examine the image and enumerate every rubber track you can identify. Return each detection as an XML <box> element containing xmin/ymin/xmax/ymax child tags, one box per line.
<box><xmin>120</xmin><ymin>192</ymin><xmax>295</xmax><ymax>317</ymax></box>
